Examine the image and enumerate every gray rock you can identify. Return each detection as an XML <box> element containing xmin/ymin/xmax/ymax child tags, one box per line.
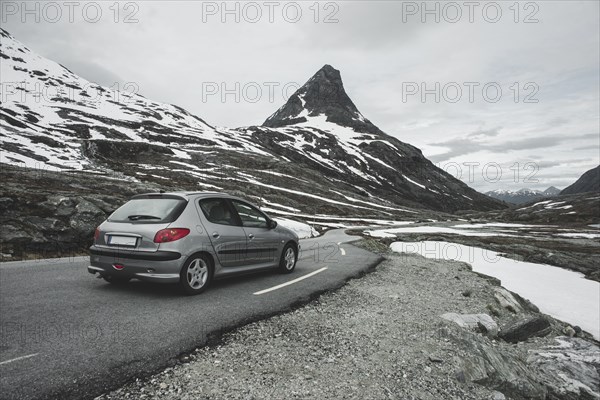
<box><xmin>74</xmin><ymin>198</ymin><xmax>104</xmax><ymax>218</ymax></box>
<box><xmin>527</xmin><ymin>336</ymin><xmax>600</xmax><ymax>400</ymax></box>
<box><xmin>486</xmin><ymin>304</ymin><xmax>501</xmax><ymax>317</ymax></box>
<box><xmin>450</xmin><ymin>329</ymin><xmax>547</xmax><ymax>399</ymax></box>
<box><xmin>491</xmin><ymin>391</ymin><xmax>506</xmax><ymax>400</ymax></box>
<box><xmin>499</xmin><ymin>316</ymin><xmax>551</xmax><ymax>343</ymax></box>
<box><xmin>69</xmin><ymin>198</ymin><xmax>106</xmax><ymax>235</ymax></box>
<box><xmin>494</xmin><ymin>287</ymin><xmax>523</xmax><ymax>314</ymax></box>
<box><xmin>441</xmin><ymin>313</ymin><xmax>499</xmax><ymax>338</ymax></box>
<box><xmin>563</xmin><ymin>326</ymin><xmax>576</xmax><ymax>337</ymax></box>
<box><xmin>0</xmin><ymin>223</ymin><xmax>31</xmax><ymax>243</ymax></box>
<box><xmin>42</xmin><ymin>195</ymin><xmax>76</xmax><ymax>217</ymax></box>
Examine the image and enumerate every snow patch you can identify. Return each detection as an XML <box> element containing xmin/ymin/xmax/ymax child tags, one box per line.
<box><xmin>391</xmin><ymin>241</ymin><xmax>600</xmax><ymax>340</ymax></box>
<box><xmin>274</xmin><ymin>218</ymin><xmax>318</xmax><ymax>239</ymax></box>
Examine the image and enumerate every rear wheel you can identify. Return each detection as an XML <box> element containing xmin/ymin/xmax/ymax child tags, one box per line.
<box><xmin>102</xmin><ymin>275</ymin><xmax>130</xmax><ymax>285</ymax></box>
<box><xmin>180</xmin><ymin>254</ymin><xmax>213</xmax><ymax>295</ymax></box>
<box><xmin>279</xmin><ymin>244</ymin><xmax>297</xmax><ymax>274</ymax></box>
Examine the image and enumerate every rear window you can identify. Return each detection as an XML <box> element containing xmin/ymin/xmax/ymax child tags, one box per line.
<box><xmin>109</xmin><ymin>197</ymin><xmax>187</xmax><ymax>223</ymax></box>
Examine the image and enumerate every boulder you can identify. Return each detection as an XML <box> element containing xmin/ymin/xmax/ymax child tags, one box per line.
<box><xmin>448</xmin><ymin>328</ymin><xmax>547</xmax><ymax>399</ymax></box>
<box><xmin>41</xmin><ymin>195</ymin><xmax>76</xmax><ymax>217</ymax></box>
<box><xmin>527</xmin><ymin>336</ymin><xmax>600</xmax><ymax>400</ymax></box>
<box><xmin>1</xmin><ymin>223</ymin><xmax>32</xmax><ymax>243</ymax></box>
<box><xmin>491</xmin><ymin>391</ymin><xmax>506</xmax><ymax>400</ymax></box>
<box><xmin>499</xmin><ymin>316</ymin><xmax>551</xmax><ymax>343</ymax></box>
<box><xmin>494</xmin><ymin>287</ymin><xmax>523</xmax><ymax>313</ymax></box>
<box><xmin>441</xmin><ymin>313</ymin><xmax>498</xmax><ymax>338</ymax></box>
<box><xmin>563</xmin><ymin>326</ymin><xmax>576</xmax><ymax>337</ymax></box>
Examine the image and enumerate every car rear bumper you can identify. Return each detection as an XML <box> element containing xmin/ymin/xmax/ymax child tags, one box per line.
<box><xmin>89</xmin><ymin>246</ymin><xmax>181</xmax><ymax>261</ymax></box>
<box><xmin>89</xmin><ymin>246</ymin><xmax>183</xmax><ymax>283</ymax></box>
<box><xmin>88</xmin><ymin>266</ymin><xmax>180</xmax><ymax>283</ymax></box>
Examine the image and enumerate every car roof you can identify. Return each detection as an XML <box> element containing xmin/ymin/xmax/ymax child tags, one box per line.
<box><xmin>134</xmin><ymin>191</ymin><xmax>235</xmax><ymax>199</ymax></box>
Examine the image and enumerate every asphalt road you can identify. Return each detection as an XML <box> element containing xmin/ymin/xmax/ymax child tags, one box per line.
<box><xmin>0</xmin><ymin>229</ymin><xmax>382</xmax><ymax>400</ymax></box>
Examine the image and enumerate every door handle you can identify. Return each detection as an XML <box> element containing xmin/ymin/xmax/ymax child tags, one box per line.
<box><xmin>248</xmin><ymin>234</ymin><xmax>254</xmax><ymax>239</ymax></box>
<box><xmin>212</xmin><ymin>232</ymin><xmax>220</xmax><ymax>239</ymax></box>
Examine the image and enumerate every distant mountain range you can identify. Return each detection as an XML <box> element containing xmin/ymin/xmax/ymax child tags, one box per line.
<box><xmin>485</xmin><ymin>187</ymin><xmax>561</xmax><ymax>204</ymax></box>
<box><xmin>561</xmin><ymin>165</ymin><xmax>600</xmax><ymax>195</ymax></box>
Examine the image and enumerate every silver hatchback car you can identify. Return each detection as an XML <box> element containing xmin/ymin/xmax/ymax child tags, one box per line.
<box><xmin>88</xmin><ymin>192</ymin><xmax>300</xmax><ymax>295</ymax></box>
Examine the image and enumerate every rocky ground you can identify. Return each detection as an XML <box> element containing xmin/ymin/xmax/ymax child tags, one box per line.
<box><xmin>96</xmin><ymin>239</ymin><xmax>599</xmax><ymax>400</ymax></box>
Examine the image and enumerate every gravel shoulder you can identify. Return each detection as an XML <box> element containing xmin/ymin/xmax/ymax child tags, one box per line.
<box><xmin>97</xmin><ymin>240</ymin><xmax>599</xmax><ymax>400</ymax></box>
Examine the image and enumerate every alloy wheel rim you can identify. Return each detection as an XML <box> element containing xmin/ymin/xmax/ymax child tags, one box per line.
<box><xmin>187</xmin><ymin>258</ymin><xmax>208</xmax><ymax>289</ymax></box>
<box><xmin>284</xmin><ymin>248</ymin><xmax>295</xmax><ymax>270</ymax></box>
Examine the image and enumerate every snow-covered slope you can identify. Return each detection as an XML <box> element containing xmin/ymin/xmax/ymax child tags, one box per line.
<box><xmin>0</xmin><ymin>29</ymin><xmax>503</xmax><ymax>216</ymax></box>
<box><xmin>0</xmin><ymin>28</ymin><xmax>267</xmax><ymax>171</ymax></box>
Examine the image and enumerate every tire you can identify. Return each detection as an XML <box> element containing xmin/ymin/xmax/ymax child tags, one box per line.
<box><xmin>179</xmin><ymin>253</ymin><xmax>213</xmax><ymax>295</ymax></box>
<box><xmin>278</xmin><ymin>244</ymin><xmax>297</xmax><ymax>274</ymax></box>
<box><xmin>102</xmin><ymin>275</ymin><xmax>130</xmax><ymax>284</ymax></box>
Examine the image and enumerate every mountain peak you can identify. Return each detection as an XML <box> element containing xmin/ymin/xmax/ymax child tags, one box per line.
<box><xmin>315</xmin><ymin>63</ymin><xmax>341</xmax><ymax>78</ymax></box>
<box><xmin>543</xmin><ymin>186</ymin><xmax>561</xmax><ymax>195</ymax></box>
<box><xmin>262</xmin><ymin>64</ymin><xmax>382</xmax><ymax>134</ymax></box>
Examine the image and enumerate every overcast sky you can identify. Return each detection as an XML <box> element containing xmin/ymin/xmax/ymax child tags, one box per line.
<box><xmin>2</xmin><ymin>0</ymin><xmax>598</xmax><ymax>192</ymax></box>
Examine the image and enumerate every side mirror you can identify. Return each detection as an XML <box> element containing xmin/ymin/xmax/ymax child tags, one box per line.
<box><xmin>269</xmin><ymin>220</ymin><xmax>278</xmax><ymax>229</ymax></box>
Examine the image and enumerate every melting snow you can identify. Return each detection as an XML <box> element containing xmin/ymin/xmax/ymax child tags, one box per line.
<box><xmin>273</xmin><ymin>218</ymin><xmax>318</xmax><ymax>239</ymax></box>
<box><xmin>403</xmin><ymin>175</ymin><xmax>426</xmax><ymax>190</ymax></box>
<box><xmin>171</xmin><ymin>148</ymin><xmax>191</xmax><ymax>160</ymax></box>
<box><xmin>555</xmin><ymin>233</ymin><xmax>600</xmax><ymax>239</ymax></box>
<box><xmin>391</xmin><ymin>241</ymin><xmax>600</xmax><ymax>340</ymax></box>
<box><xmin>453</xmin><ymin>223</ymin><xmax>553</xmax><ymax>229</ymax></box>
<box><xmin>365</xmin><ymin>226</ymin><xmax>516</xmax><ymax>238</ymax></box>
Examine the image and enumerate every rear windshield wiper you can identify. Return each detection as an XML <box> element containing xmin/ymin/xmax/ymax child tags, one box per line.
<box><xmin>127</xmin><ymin>215</ymin><xmax>162</xmax><ymax>221</ymax></box>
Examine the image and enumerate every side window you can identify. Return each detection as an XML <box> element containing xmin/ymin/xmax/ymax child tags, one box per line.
<box><xmin>232</xmin><ymin>201</ymin><xmax>268</xmax><ymax>229</ymax></box>
<box><xmin>199</xmin><ymin>198</ymin><xmax>237</xmax><ymax>226</ymax></box>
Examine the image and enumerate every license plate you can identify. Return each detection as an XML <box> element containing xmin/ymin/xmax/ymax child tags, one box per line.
<box><xmin>108</xmin><ymin>235</ymin><xmax>137</xmax><ymax>246</ymax></box>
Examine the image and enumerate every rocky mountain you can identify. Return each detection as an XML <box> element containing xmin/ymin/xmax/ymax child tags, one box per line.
<box><xmin>485</xmin><ymin>187</ymin><xmax>561</xmax><ymax>204</ymax></box>
<box><xmin>263</xmin><ymin>64</ymin><xmax>379</xmax><ymax>134</ymax></box>
<box><xmin>544</xmin><ymin>186</ymin><xmax>562</xmax><ymax>196</ymax></box>
<box><xmin>561</xmin><ymin>165</ymin><xmax>600</xmax><ymax>195</ymax></box>
<box><xmin>0</xmin><ymin>28</ymin><xmax>505</xmax><ymax>258</ymax></box>
<box><xmin>248</xmin><ymin>64</ymin><xmax>503</xmax><ymax>212</ymax></box>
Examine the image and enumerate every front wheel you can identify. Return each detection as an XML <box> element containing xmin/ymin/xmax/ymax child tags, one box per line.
<box><xmin>279</xmin><ymin>244</ymin><xmax>297</xmax><ymax>274</ymax></box>
<box><xmin>180</xmin><ymin>254</ymin><xmax>213</xmax><ymax>295</ymax></box>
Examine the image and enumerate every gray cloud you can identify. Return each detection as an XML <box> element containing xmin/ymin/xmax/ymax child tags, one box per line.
<box><xmin>467</xmin><ymin>127</ymin><xmax>503</xmax><ymax>139</ymax></box>
<box><xmin>430</xmin><ymin>133</ymin><xmax>598</xmax><ymax>163</ymax></box>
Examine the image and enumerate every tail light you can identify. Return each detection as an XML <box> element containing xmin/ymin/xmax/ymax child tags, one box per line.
<box><xmin>154</xmin><ymin>228</ymin><xmax>190</xmax><ymax>243</ymax></box>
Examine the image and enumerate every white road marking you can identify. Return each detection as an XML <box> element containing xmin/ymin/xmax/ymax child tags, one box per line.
<box><xmin>0</xmin><ymin>353</ymin><xmax>39</xmax><ymax>366</ymax></box>
<box><xmin>253</xmin><ymin>267</ymin><xmax>328</xmax><ymax>295</ymax></box>
<box><xmin>340</xmin><ymin>248</ymin><xmax>346</xmax><ymax>256</ymax></box>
